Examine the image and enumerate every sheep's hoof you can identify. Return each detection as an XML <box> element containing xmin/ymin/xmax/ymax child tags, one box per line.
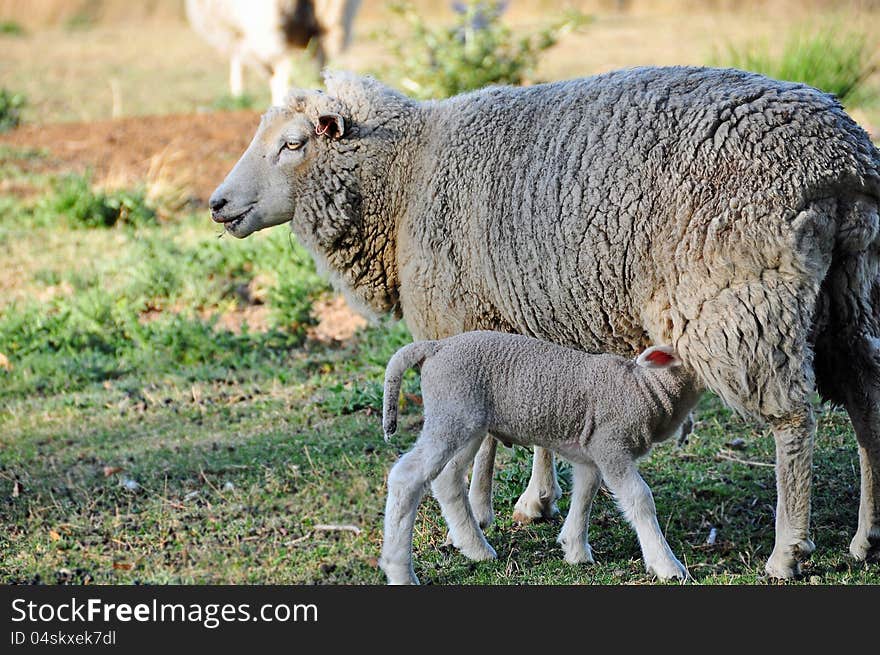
<box><xmin>849</xmin><ymin>532</ymin><xmax>880</xmax><ymax>562</ymax></box>
<box><xmin>512</xmin><ymin>496</ymin><xmax>559</xmax><ymax>524</ymax></box>
<box><xmin>647</xmin><ymin>557</ymin><xmax>689</xmax><ymax>581</ymax></box>
<box><xmin>765</xmin><ymin>539</ymin><xmax>814</xmax><ymax>579</ymax></box>
<box><xmin>459</xmin><ymin>541</ymin><xmax>497</xmax><ymax>562</ymax></box>
<box><xmin>379</xmin><ymin>558</ymin><xmax>419</xmax><ymax>585</ymax></box>
<box><xmin>559</xmin><ymin>539</ymin><xmax>595</xmax><ymax>565</ymax></box>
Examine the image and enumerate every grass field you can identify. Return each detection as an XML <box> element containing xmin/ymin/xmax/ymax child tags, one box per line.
<box><xmin>1</xmin><ymin>1</ymin><xmax>880</xmax><ymax>585</ymax></box>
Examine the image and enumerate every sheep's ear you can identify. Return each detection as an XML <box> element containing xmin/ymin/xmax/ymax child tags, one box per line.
<box><xmin>636</xmin><ymin>345</ymin><xmax>682</xmax><ymax>369</ymax></box>
<box><xmin>316</xmin><ymin>113</ymin><xmax>345</xmax><ymax>139</ymax></box>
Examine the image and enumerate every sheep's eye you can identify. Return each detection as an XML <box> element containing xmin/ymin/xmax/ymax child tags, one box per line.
<box><xmin>282</xmin><ymin>140</ymin><xmax>305</xmax><ymax>152</ymax></box>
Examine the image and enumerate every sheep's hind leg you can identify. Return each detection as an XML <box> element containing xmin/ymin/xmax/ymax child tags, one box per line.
<box><xmin>379</xmin><ymin>431</ymin><xmax>462</xmax><ymax>585</ymax></box>
<box><xmin>764</xmin><ymin>406</ymin><xmax>817</xmax><ymax>579</ymax></box>
<box><xmin>512</xmin><ymin>447</ymin><xmax>562</xmax><ymax>523</ymax></box>
<box><xmin>269</xmin><ymin>57</ymin><xmax>292</xmax><ymax>106</ymax></box>
<box><xmin>433</xmin><ymin>436</ymin><xmax>497</xmax><ymax>561</ymax></box>
<box><xmin>468</xmin><ymin>435</ymin><xmax>497</xmax><ymax>529</ymax></box>
<box><xmin>594</xmin><ymin>449</ymin><xmax>687</xmax><ymax>580</ymax></box>
<box><xmin>842</xmin><ymin>340</ymin><xmax>880</xmax><ymax>562</ymax></box>
<box><xmin>557</xmin><ymin>459</ymin><xmax>602</xmax><ymax>565</ymax></box>
<box><xmin>229</xmin><ymin>51</ymin><xmax>244</xmax><ymax>97</ymax></box>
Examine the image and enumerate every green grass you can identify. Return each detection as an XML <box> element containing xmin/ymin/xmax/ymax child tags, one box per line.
<box><xmin>715</xmin><ymin>22</ymin><xmax>876</xmax><ymax>105</ymax></box>
<box><xmin>211</xmin><ymin>94</ymin><xmax>259</xmax><ymax>112</ymax></box>
<box><xmin>0</xmin><ymin>165</ymin><xmax>877</xmax><ymax>585</ymax></box>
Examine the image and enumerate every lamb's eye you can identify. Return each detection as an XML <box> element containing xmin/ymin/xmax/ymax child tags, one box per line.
<box><xmin>282</xmin><ymin>140</ymin><xmax>305</xmax><ymax>152</ymax></box>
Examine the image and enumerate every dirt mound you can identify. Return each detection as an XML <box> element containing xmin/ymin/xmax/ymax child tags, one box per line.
<box><xmin>0</xmin><ymin>110</ymin><xmax>260</xmax><ymax>203</ymax></box>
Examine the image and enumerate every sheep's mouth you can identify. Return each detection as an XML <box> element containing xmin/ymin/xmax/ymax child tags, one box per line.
<box><xmin>223</xmin><ymin>206</ymin><xmax>254</xmax><ymax>232</ymax></box>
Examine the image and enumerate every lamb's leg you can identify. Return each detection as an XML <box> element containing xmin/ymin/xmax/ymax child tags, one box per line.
<box><xmin>841</xmin><ymin>343</ymin><xmax>880</xmax><ymax>562</ymax></box>
<box><xmin>512</xmin><ymin>447</ymin><xmax>562</xmax><ymax>523</ymax></box>
<box><xmin>229</xmin><ymin>51</ymin><xmax>244</xmax><ymax>97</ymax></box>
<box><xmin>269</xmin><ymin>57</ymin><xmax>292</xmax><ymax>107</ymax></box>
<box><xmin>595</xmin><ymin>451</ymin><xmax>687</xmax><ymax>580</ymax></box>
<box><xmin>557</xmin><ymin>459</ymin><xmax>602</xmax><ymax>564</ymax></box>
<box><xmin>433</xmin><ymin>436</ymin><xmax>497</xmax><ymax>561</ymax></box>
<box><xmin>379</xmin><ymin>433</ymin><xmax>459</xmax><ymax>585</ymax></box>
<box><xmin>764</xmin><ymin>407</ymin><xmax>816</xmax><ymax>579</ymax></box>
<box><xmin>468</xmin><ymin>435</ymin><xmax>497</xmax><ymax>529</ymax></box>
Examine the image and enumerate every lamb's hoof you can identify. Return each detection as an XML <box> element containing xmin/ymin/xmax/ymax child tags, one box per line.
<box><xmin>647</xmin><ymin>556</ymin><xmax>689</xmax><ymax>581</ymax></box>
<box><xmin>559</xmin><ymin>539</ymin><xmax>595</xmax><ymax>565</ymax></box>
<box><xmin>765</xmin><ymin>539</ymin><xmax>815</xmax><ymax>579</ymax></box>
<box><xmin>512</xmin><ymin>496</ymin><xmax>559</xmax><ymax>524</ymax></box>
<box><xmin>459</xmin><ymin>541</ymin><xmax>497</xmax><ymax>562</ymax></box>
<box><xmin>850</xmin><ymin>532</ymin><xmax>880</xmax><ymax>562</ymax></box>
<box><xmin>379</xmin><ymin>558</ymin><xmax>419</xmax><ymax>585</ymax></box>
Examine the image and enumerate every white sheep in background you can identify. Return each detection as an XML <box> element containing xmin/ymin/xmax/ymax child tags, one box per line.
<box><xmin>185</xmin><ymin>0</ymin><xmax>361</xmax><ymax>105</ymax></box>
<box><xmin>379</xmin><ymin>331</ymin><xmax>701</xmax><ymax>584</ymax></box>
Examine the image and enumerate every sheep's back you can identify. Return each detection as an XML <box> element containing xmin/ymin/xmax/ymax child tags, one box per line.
<box><xmin>403</xmin><ymin>66</ymin><xmax>880</xmax><ymax>355</ymax></box>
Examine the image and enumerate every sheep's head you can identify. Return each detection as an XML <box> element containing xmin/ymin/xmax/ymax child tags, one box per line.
<box><xmin>209</xmin><ymin>89</ymin><xmax>348</xmax><ymax>239</ymax></box>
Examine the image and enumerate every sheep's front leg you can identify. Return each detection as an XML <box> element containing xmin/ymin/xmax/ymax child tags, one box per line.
<box><xmin>512</xmin><ymin>447</ymin><xmax>562</xmax><ymax>523</ymax></box>
<box><xmin>434</xmin><ymin>437</ymin><xmax>497</xmax><ymax>561</ymax></box>
<box><xmin>557</xmin><ymin>460</ymin><xmax>602</xmax><ymax>564</ymax></box>
<box><xmin>596</xmin><ymin>453</ymin><xmax>687</xmax><ymax>580</ymax></box>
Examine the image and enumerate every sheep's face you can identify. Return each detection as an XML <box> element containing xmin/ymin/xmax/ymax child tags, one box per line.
<box><xmin>209</xmin><ymin>101</ymin><xmax>345</xmax><ymax>239</ymax></box>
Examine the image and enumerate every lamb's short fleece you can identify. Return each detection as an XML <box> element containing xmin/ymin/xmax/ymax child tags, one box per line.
<box><xmin>380</xmin><ymin>331</ymin><xmax>702</xmax><ymax>585</ymax></box>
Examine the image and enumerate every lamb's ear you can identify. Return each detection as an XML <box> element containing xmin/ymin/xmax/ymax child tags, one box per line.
<box><xmin>636</xmin><ymin>345</ymin><xmax>682</xmax><ymax>369</ymax></box>
<box><xmin>316</xmin><ymin>113</ymin><xmax>345</xmax><ymax>139</ymax></box>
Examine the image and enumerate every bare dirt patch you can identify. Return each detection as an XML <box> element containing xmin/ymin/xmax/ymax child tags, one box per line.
<box><xmin>0</xmin><ymin>110</ymin><xmax>260</xmax><ymax>203</ymax></box>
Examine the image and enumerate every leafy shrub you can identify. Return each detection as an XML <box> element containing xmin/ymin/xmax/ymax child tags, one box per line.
<box><xmin>715</xmin><ymin>23</ymin><xmax>876</xmax><ymax>104</ymax></box>
<box><xmin>381</xmin><ymin>1</ymin><xmax>590</xmax><ymax>99</ymax></box>
<box><xmin>0</xmin><ymin>20</ymin><xmax>25</xmax><ymax>36</ymax></box>
<box><xmin>0</xmin><ymin>89</ymin><xmax>26</xmax><ymax>131</ymax></box>
<box><xmin>39</xmin><ymin>174</ymin><xmax>157</xmax><ymax>228</ymax></box>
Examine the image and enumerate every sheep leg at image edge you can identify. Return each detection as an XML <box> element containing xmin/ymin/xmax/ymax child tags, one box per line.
<box><xmin>843</xmin><ymin>343</ymin><xmax>880</xmax><ymax>562</ymax></box>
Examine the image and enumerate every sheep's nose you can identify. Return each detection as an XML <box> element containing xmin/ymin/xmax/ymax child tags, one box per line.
<box><xmin>209</xmin><ymin>194</ymin><xmax>228</xmax><ymax>213</ymax></box>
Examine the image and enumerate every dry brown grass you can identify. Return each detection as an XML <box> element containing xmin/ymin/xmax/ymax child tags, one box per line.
<box><xmin>1</xmin><ymin>1</ymin><xmax>877</xmax><ymax>126</ymax></box>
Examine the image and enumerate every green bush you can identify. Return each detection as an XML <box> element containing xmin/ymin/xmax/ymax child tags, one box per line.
<box><xmin>0</xmin><ymin>88</ymin><xmax>26</xmax><ymax>131</ymax></box>
<box><xmin>715</xmin><ymin>23</ymin><xmax>876</xmax><ymax>105</ymax></box>
<box><xmin>381</xmin><ymin>1</ymin><xmax>590</xmax><ymax>100</ymax></box>
<box><xmin>39</xmin><ymin>174</ymin><xmax>157</xmax><ymax>228</ymax></box>
<box><xmin>0</xmin><ymin>20</ymin><xmax>25</xmax><ymax>36</ymax></box>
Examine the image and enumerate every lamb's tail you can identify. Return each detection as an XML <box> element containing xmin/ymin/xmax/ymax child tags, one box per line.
<box><xmin>382</xmin><ymin>340</ymin><xmax>443</xmax><ymax>441</ymax></box>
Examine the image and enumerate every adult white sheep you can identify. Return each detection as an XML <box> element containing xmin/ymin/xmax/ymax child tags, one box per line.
<box><xmin>209</xmin><ymin>66</ymin><xmax>880</xmax><ymax>579</ymax></box>
<box><xmin>186</xmin><ymin>0</ymin><xmax>361</xmax><ymax>105</ymax></box>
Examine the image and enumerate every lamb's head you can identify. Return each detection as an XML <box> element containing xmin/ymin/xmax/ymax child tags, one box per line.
<box><xmin>209</xmin><ymin>89</ymin><xmax>349</xmax><ymax>239</ymax></box>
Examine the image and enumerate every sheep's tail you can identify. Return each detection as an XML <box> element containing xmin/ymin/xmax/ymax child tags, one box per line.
<box><xmin>382</xmin><ymin>340</ymin><xmax>443</xmax><ymax>441</ymax></box>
